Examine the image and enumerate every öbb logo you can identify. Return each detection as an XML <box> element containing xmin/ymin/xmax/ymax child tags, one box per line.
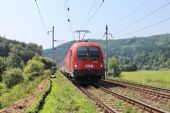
<box><xmin>85</xmin><ymin>64</ymin><xmax>94</xmax><ymax>68</ymax></box>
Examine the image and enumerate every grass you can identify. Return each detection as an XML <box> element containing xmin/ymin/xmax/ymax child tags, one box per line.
<box><xmin>40</xmin><ymin>72</ymin><xmax>97</xmax><ymax>113</ymax></box>
<box><xmin>0</xmin><ymin>76</ymin><xmax>45</xmax><ymax>109</ymax></box>
<box><xmin>109</xmin><ymin>70</ymin><xmax>170</xmax><ymax>88</ymax></box>
<box><xmin>0</xmin><ymin>83</ymin><xmax>8</xmax><ymax>96</ymax></box>
<box><xmin>25</xmin><ymin>79</ymin><xmax>52</xmax><ymax>113</ymax></box>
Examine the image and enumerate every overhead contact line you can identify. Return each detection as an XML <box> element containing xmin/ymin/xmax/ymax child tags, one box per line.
<box><xmin>35</xmin><ymin>0</ymin><xmax>48</xmax><ymax>34</ymax></box>
<box><xmin>116</xmin><ymin>17</ymin><xmax>170</xmax><ymax>37</ymax></box>
<box><xmin>79</xmin><ymin>0</ymin><xmax>97</xmax><ymax>29</ymax></box>
<box><xmin>110</xmin><ymin>1</ymin><xmax>148</xmax><ymax>30</ymax></box>
<box><xmin>63</xmin><ymin>0</ymin><xmax>75</xmax><ymax>40</ymax></box>
<box><xmin>83</xmin><ymin>0</ymin><xmax>105</xmax><ymax>29</ymax></box>
<box><xmin>113</xmin><ymin>2</ymin><xmax>170</xmax><ymax>35</ymax></box>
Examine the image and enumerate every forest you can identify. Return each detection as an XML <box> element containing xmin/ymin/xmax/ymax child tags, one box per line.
<box><xmin>43</xmin><ymin>34</ymin><xmax>170</xmax><ymax>70</ymax></box>
<box><xmin>0</xmin><ymin>36</ymin><xmax>54</xmax><ymax>86</ymax></box>
<box><xmin>0</xmin><ymin>36</ymin><xmax>55</xmax><ymax>110</ymax></box>
<box><xmin>0</xmin><ymin>36</ymin><xmax>42</xmax><ymax>67</ymax></box>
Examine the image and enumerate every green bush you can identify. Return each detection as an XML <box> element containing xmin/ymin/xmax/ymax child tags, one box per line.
<box><xmin>0</xmin><ymin>83</ymin><xmax>8</xmax><ymax>96</ymax></box>
<box><xmin>44</xmin><ymin>69</ymin><xmax>51</xmax><ymax>76</ymax></box>
<box><xmin>0</xmin><ymin>57</ymin><xmax>6</xmax><ymax>81</ymax></box>
<box><xmin>39</xmin><ymin>57</ymin><xmax>55</xmax><ymax>69</ymax></box>
<box><xmin>0</xmin><ymin>77</ymin><xmax>43</xmax><ymax>109</ymax></box>
<box><xmin>2</xmin><ymin>68</ymin><xmax>24</xmax><ymax>88</ymax></box>
<box><xmin>122</xmin><ymin>63</ymin><xmax>137</xmax><ymax>71</ymax></box>
<box><xmin>108</xmin><ymin>57</ymin><xmax>121</xmax><ymax>77</ymax></box>
<box><xmin>24</xmin><ymin>58</ymin><xmax>45</xmax><ymax>80</ymax></box>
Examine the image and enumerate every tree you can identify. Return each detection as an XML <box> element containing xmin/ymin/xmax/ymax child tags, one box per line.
<box><xmin>123</xmin><ymin>63</ymin><xmax>137</xmax><ymax>71</ymax></box>
<box><xmin>27</xmin><ymin>43</ymin><xmax>42</xmax><ymax>55</ymax></box>
<box><xmin>108</xmin><ymin>57</ymin><xmax>121</xmax><ymax>77</ymax></box>
<box><xmin>2</xmin><ymin>68</ymin><xmax>24</xmax><ymax>88</ymax></box>
<box><xmin>24</xmin><ymin>58</ymin><xmax>45</xmax><ymax>80</ymax></box>
<box><xmin>0</xmin><ymin>36</ymin><xmax>43</xmax><ymax>68</ymax></box>
<box><xmin>0</xmin><ymin>57</ymin><xmax>6</xmax><ymax>81</ymax></box>
<box><xmin>19</xmin><ymin>48</ymin><xmax>35</xmax><ymax>64</ymax></box>
<box><xmin>39</xmin><ymin>57</ymin><xmax>55</xmax><ymax>69</ymax></box>
<box><xmin>6</xmin><ymin>52</ymin><xmax>23</xmax><ymax>68</ymax></box>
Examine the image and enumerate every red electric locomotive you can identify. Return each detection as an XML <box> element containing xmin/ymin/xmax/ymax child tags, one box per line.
<box><xmin>64</xmin><ymin>41</ymin><xmax>105</xmax><ymax>84</ymax></box>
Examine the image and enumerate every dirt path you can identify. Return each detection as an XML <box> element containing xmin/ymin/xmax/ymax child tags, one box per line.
<box><xmin>0</xmin><ymin>79</ymin><xmax>49</xmax><ymax>113</ymax></box>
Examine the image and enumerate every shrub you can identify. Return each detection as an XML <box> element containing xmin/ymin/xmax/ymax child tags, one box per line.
<box><xmin>2</xmin><ymin>68</ymin><xmax>24</xmax><ymax>88</ymax></box>
<box><xmin>0</xmin><ymin>57</ymin><xmax>6</xmax><ymax>81</ymax></box>
<box><xmin>108</xmin><ymin>57</ymin><xmax>121</xmax><ymax>77</ymax></box>
<box><xmin>44</xmin><ymin>69</ymin><xmax>51</xmax><ymax>76</ymax></box>
<box><xmin>39</xmin><ymin>57</ymin><xmax>55</xmax><ymax>69</ymax></box>
<box><xmin>122</xmin><ymin>63</ymin><xmax>137</xmax><ymax>71</ymax></box>
<box><xmin>24</xmin><ymin>58</ymin><xmax>45</xmax><ymax>80</ymax></box>
<box><xmin>0</xmin><ymin>77</ymin><xmax>43</xmax><ymax>109</ymax></box>
<box><xmin>6</xmin><ymin>52</ymin><xmax>23</xmax><ymax>69</ymax></box>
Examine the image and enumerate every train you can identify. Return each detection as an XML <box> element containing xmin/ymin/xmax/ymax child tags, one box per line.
<box><xmin>64</xmin><ymin>41</ymin><xmax>105</xmax><ymax>84</ymax></box>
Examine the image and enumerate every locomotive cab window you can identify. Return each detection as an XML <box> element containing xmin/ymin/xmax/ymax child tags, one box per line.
<box><xmin>77</xmin><ymin>46</ymin><xmax>99</xmax><ymax>59</ymax></box>
<box><xmin>89</xmin><ymin>47</ymin><xmax>99</xmax><ymax>59</ymax></box>
<box><xmin>77</xmin><ymin>47</ymin><xmax>88</xmax><ymax>59</ymax></box>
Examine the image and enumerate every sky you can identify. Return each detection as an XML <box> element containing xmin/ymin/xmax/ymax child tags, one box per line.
<box><xmin>0</xmin><ymin>0</ymin><xmax>170</xmax><ymax>49</ymax></box>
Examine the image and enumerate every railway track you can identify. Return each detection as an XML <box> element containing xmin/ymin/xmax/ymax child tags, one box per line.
<box><xmin>103</xmin><ymin>79</ymin><xmax>170</xmax><ymax>100</ymax></box>
<box><xmin>77</xmin><ymin>83</ymin><xmax>168</xmax><ymax>113</ymax></box>
<box><xmin>61</xmin><ymin>71</ymin><xmax>168</xmax><ymax>113</ymax></box>
<box><xmin>76</xmin><ymin>84</ymin><xmax>118</xmax><ymax>113</ymax></box>
<box><xmin>105</xmin><ymin>79</ymin><xmax>170</xmax><ymax>94</ymax></box>
<box><xmin>99</xmin><ymin>87</ymin><xmax>168</xmax><ymax>113</ymax></box>
<box><xmin>60</xmin><ymin>71</ymin><xmax>118</xmax><ymax>113</ymax></box>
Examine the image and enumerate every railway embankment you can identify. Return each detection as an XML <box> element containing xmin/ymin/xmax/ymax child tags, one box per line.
<box><xmin>0</xmin><ymin>77</ymin><xmax>50</xmax><ymax>113</ymax></box>
<box><xmin>39</xmin><ymin>71</ymin><xmax>97</xmax><ymax>113</ymax></box>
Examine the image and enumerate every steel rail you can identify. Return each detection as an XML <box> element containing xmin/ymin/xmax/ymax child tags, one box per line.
<box><xmin>100</xmin><ymin>87</ymin><xmax>168</xmax><ymax>113</ymax></box>
<box><xmin>103</xmin><ymin>79</ymin><xmax>170</xmax><ymax>99</ymax></box>
<box><xmin>78</xmin><ymin>86</ymin><xmax>118</xmax><ymax>113</ymax></box>
<box><xmin>106</xmin><ymin>79</ymin><xmax>170</xmax><ymax>94</ymax></box>
<box><xmin>60</xmin><ymin>71</ymin><xmax>118</xmax><ymax>113</ymax></box>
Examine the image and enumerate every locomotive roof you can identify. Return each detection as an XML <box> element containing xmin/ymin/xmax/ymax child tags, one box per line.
<box><xmin>71</xmin><ymin>41</ymin><xmax>100</xmax><ymax>48</ymax></box>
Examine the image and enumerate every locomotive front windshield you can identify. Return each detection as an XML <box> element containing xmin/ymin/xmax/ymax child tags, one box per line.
<box><xmin>77</xmin><ymin>46</ymin><xmax>99</xmax><ymax>59</ymax></box>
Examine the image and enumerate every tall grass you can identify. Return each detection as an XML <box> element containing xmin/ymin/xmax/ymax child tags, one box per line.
<box><xmin>40</xmin><ymin>72</ymin><xmax>97</xmax><ymax>113</ymax></box>
<box><xmin>25</xmin><ymin>79</ymin><xmax>51</xmax><ymax>113</ymax></box>
<box><xmin>0</xmin><ymin>77</ymin><xmax>44</xmax><ymax>109</ymax></box>
<box><xmin>111</xmin><ymin>70</ymin><xmax>170</xmax><ymax>88</ymax></box>
<box><xmin>0</xmin><ymin>83</ymin><xmax>8</xmax><ymax>95</ymax></box>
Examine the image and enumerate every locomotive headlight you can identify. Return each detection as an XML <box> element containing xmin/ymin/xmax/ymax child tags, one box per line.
<box><xmin>100</xmin><ymin>63</ymin><xmax>103</xmax><ymax>68</ymax></box>
<box><xmin>74</xmin><ymin>64</ymin><xmax>78</xmax><ymax>68</ymax></box>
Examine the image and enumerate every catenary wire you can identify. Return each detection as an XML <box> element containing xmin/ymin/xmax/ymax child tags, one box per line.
<box><xmin>83</xmin><ymin>0</ymin><xmax>104</xmax><ymax>29</ymax></box>
<box><xmin>79</xmin><ymin>0</ymin><xmax>97</xmax><ymax>29</ymax></box>
<box><xmin>116</xmin><ymin>17</ymin><xmax>170</xmax><ymax>37</ymax></box>
<box><xmin>63</xmin><ymin>0</ymin><xmax>75</xmax><ymax>40</ymax></box>
<box><xmin>34</xmin><ymin>0</ymin><xmax>48</xmax><ymax>34</ymax></box>
<box><xmin>110</xmin><ymin>0</ymin><xmax>148</xmax><ymax>30</ymax></box>
<box><xmin>113</xmin><ymin>2</ymin><xmax>170</xmax><ymax>35</ymax></box>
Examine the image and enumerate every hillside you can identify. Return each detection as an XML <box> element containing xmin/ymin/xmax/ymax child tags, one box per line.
<box><xmin>0</xmin><ymin>36</ymin><xmax>42</xmax><ymax>66</ymax></box>
<box><xmin>42</xmin><ymin>34</ymin><xmax>170</xmax><ymax>70</ymax></box>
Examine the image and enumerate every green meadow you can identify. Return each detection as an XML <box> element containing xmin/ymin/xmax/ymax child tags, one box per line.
<box><xmin>110</xmin><ymin>70</ymin><xmax>170</xmax><ymax>89</ymax></box>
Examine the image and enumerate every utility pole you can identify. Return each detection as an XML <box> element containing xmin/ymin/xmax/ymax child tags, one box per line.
<box><xmin>48</xmin><ymin>26</ymin><xmax>57</xmax><ymax>76</ymax></box>
<box><xmin>105</xmin><ymin>25</ymin><xmax>108</xmax><ymax>78</ymax></box>
<box><xmin>52</xmin><ymin>26</ymin><xmax>55</xmax><ymax>64</ymax></box>
<box><xmin>104</xmin><ymin>25</ymin><xmax>114</xmax><ymax>78</ymax></box>
<box><xmin>48</xmin><ymin>26</ymin><xmax>55</xmax><ymax>66</ymax></box>
<box><xmin>75</xmin><ymin>30</ymin><xmax>90</xmax><ymax>41</ymax></box>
